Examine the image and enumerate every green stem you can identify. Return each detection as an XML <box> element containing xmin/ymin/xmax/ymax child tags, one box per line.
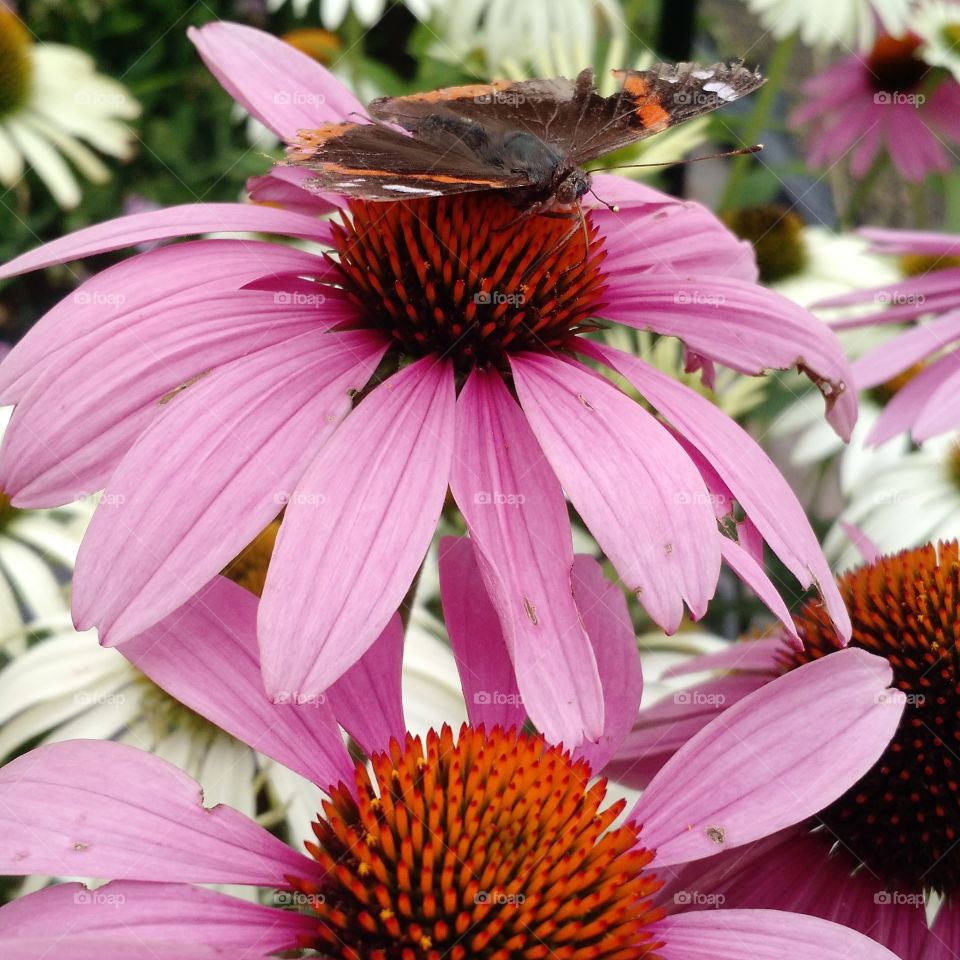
<box><xmin>719</xmin><ymin>33</ymin><xmax>797</xmax><ymax>212</ymax></box>
<box><xmin>842</xmin><ymin>154</ymin><xmax>886</xmax><ymax>228</ymax></box>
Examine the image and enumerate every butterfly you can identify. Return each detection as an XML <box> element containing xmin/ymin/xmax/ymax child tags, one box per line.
<box><xmin>285</xmin><ymin>62</ymin><xmax>764</xmax><ymax>217</ymax></box>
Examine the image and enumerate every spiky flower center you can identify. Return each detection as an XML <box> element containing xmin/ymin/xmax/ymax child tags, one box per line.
<box><xmin>868</xmin><ymin>33</ymin><xmax>930</xmax><ymax>93</ymax></box>
<box><xmin>722</xmin><ymin>205</ymin><xmax>808</xmax><ymax>283</ymax></box>
<box><xmin>291</xmin><ymin>725</ymin><xmax>665</xmax><ymax>959</ymax></box>
<box><xmin>0</xmin><ymin>10</ymin><xmax>32</xmax><ymax>119</ymax></box>
<box><xmin>781</xmin><ymin>542</ymin><xmax>960</xmax><ymax>894</ymax></box>
<box><xmin>221</xmin><ymin>518</ymin><xmax>281</xmax><ymax>597</ymax></box>
<box><xmin>328</xmin><ymin>194</ymin><xmax>608</xmax><ymax>376</ymax></box>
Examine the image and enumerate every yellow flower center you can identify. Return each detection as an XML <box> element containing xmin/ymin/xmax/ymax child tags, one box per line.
<box><xmin>722</xmin><ymin>205</ymin><xmax>808</xmax><ymax>284</ymax></box>
<box><xmin>0</xmin><ymin>10</ymin><xmax>33</xmax><ymax>119</ymax></box>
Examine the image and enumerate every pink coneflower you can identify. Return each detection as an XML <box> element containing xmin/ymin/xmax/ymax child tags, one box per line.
<box><xmin>790</xmin><ymin>31</ymin><xmax>960</xmax><ymax>182</ymax></box>
<box><xmin>816</xmin><ymin>227</ymin><xmax>960</xmax><ymax>444</ymax></box>
<box><xmin>0</xmin><ymin>22</ymin><xmax>856</xmax><ymax>746</ymax></box>
<box><xmin>0</xmin><ymin>560</ymin><xmax>904</xmax><ymax>960</ymax></box>
<box><xmin>618</xmin><ymin>542</ymin><xmax>960</xmax><ymax>959</ymax></box>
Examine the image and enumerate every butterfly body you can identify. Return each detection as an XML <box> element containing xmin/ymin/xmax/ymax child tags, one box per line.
<box><xmin>285</xmin><ymin>62</ymin><xmax>764</xmax><ymax>212</ymax></box>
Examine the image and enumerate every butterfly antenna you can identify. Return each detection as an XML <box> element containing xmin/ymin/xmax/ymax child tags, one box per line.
<box><xmin>587</xmin><ymin>143</ymin><xmax>762</xmax><ymax>173</ymax></box>
<box><xmin>587</xmin><ymin>189</ymin><xmax>620</xmax><ymax>214</ymax></box>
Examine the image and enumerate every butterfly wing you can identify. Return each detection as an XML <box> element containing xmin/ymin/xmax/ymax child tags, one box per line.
<box><xmin>368</xmin><ymin>74</ymin><xmax>591</xmax><ymax>150</ymax></box>
<box><xmin>568</xmin><ymin>62</ymin><xmax>766</xmax><ymax>165</ymax></box>
<box><xmin>285</xmin><ymin>119</ymin><xmax>531</xmax><ymax>200</ymax></box>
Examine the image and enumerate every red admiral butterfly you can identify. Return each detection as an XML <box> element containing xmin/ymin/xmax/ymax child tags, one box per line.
<box><xmin>286</xmin><ymin>62</ymin><xmax>764</xmax><ymax>215</ymax></box>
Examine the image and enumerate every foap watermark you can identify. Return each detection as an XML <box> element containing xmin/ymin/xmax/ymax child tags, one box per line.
<box><xmin>673</xmin><ymin>890</ymin><xmax>725</xmax><ymax>908</ymax></box>
<box><xmin>274</xmin><ymin>490</ymin><xmax>327</xmax><ymax>507</ymax></box>
<box><xmin>73</xmin><ymin>291</ymin><xmax>126</xmax><ymax>307</ymax></box>
<box><xmin>273</xmin><ymin>691</ymin><xmax>328</xmax><ymax>707</ymax></box>
<box><xmin>875</xmin><ymin>689</ymin><xmax>926</xmax><ymax>707</ymax></box>
<box><xmin>74</xmin><ymin>91</ymin><xmax>128</xmax><ymax>108</ymax></box>
<box><xmin>274</xmin><ymin>91</ymin><xmax>326</xmax><ymax>107</ymax></box>
<box><xmin>673</xmin><ymin>690</ymin><xmax>726</xmax><ymax>707</ymax></box>
<box><xmin>475</xmin><ymin>890</ymin><xmax>526</xmax><ymax>905</ymax></box>
<box><xmin>874</xmin><ymin>891</ymin><xmax>925</xmax><ymax>907</ymax></box>
<box><xmin>74</xmin><ymin>692</ymin><xmax>127</xmax><ymax>706</ymax></box>
<box><xmin>673</xmin><ymin>90</ymin><xmax>715</xmax><ymax>107</ymax></box>
<box><xmin>76</xmin><ymin>491</ymin><xmax>126</xmax><ymax>508</ymax></box>
<box><xmin>474</xmin><ymin>691</ymin><xmax>524</xmax><ymax>707</ymax></box>
<box><xmin>73</xmin><ymin>890</ymin><xmax>126</xmax><ymax>908</ymax></box>
<box><xmin>474</xmin><ymin>91</ymin><xmax>526</xmax><ymax>106</ymax></box>
<box><xmin>674</xmin><ymin>290</ymin><xmax>725</xmax><ymax>307</ymax></box>
<box><xmin>474</xmin><ymin>290</ymin><xmax>526</xmax><ymax>306</ymax></box>
<box><xmin>874</xmin><ymin>91</ymin><xmax>925</xmax><ymax>106</ymax></box>
<box><xmin>474</xmin><ymin>490</ymin><xmax>526</xmax><ymax>507</ymax></box>
<box><xmin>874</xmin><ymin>291</ymin><xmax>925</xmax><ymax>307</ymax></box>
<box><xmin>273</xmin><ymin>291</ymin><xmax>326</xmax><ymax>307</ymax></box>
<box><xmin>273</xmin><ymin>890</ymin><xmax>326</xmax><ymax>908</ymax></box>
<box><xmin>674</xmin><ymin>491</ymin><xmax>726</xmax><ymax>507</ymax></box>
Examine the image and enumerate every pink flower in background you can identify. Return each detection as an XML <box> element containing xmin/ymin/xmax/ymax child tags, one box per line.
<box><xmin>816</xmin><ymin>226</ymin><xmax>960</xmax><ymax>444</ymax></box>
<box><xmin>0</xmin><ymin>21</ymin><xmax>856</xmax><ymax>746</ymax></box>
<box><xmin>791</xmin><ymin>32</ymin><xmax>960</xmax><ymax>182</ymax></box>
<box><xmin>0</xmin><ymin>566</ymin><xmax>904</xmax><ymax>960</ymax></box>
<box><xmin>614</xmin><ymin>542</ymin><xmax>960</xmax><ymax>960</ymax></box>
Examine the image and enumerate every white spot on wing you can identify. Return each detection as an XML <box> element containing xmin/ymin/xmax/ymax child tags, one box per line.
<box><xmin>704</xmin><ymin>81</ymin><xmax>737</xmax><ymax>101</ymax></box>
<box><xmin>383</xmin><ymin>184</ymin><xmax>437</xmax><ymax>194</ymax></box>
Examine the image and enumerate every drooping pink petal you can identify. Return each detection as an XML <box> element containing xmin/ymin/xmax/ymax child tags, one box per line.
<box><xmin>674</xmin><ymin>828</ymin><xmax>930</xmax><ymax>957</ymax></box>
<box><xmin>581</xmin><ymin>341</ymin><xmax>849</xmax><ymax>641</ymax></box>
<box><xmin>188</xmin><ymin>21</ymin><xmax>366</xmax><ymax>138</ymax></box>
<box><xmin>928</xmin><ymin>900</ymin><xmax>960</xmax><ymax>960</ymax></box>
<box><xmin>631</xmin><ymin>649</ymin><xmax>902</xmax><ymax>865</ymax></box>
<box><xmin>603</xmin><ymin>674</ymin><xmax>767</xmax><ymax>788</ymax></box>
<box><xmin>569</xmin><ymin>555</ymin><xmax>642</xmax><ymax>771</ymax></box>
<box><xmin>859</xmin><ymin>226</ymin><xmax>960</xmax><ymax>256</ymax></box>
<box><xmin>586</xmin><ymin>174</ymin><xmax>683</xmax><ymax>210</ymax></box>
<box><xmin>662</xmin><ymin>637</ymin><xmax>785</xmax><ymax>678</ymax></box>
<box><xmin>0</xmin><ymin>240</ymin><xmax>330</xmax><ymax>404</ymax></box>
<box><xmin>911</xmin><ymin>359</ymin><xmax>960</xmax><ymax>441</ymax></box>
<box><xmin>511</xmin><ymin>353</ymin><xmax>720</xmax><ymax>633</ymax></box>
<box><xmin>597</xmin><ymin>189</ymin><xmax>757</xmax><ymax>284</ymax></box>
<box><xmin>259</xmin><ymin>356</ymin><xmax>455</xmax><ymax>701</ymax></box>
<box><xmin>867</xmin><ymin>351</ymin><xmax>959</xmax><ymax>445</ymax></box>
<box><xmin>449</xmin><ymin>369</ymin><xmax>603</xmax><ymax>746</ymax></box>
<box><xmin>852</xmin><ymin>310</ymin><xmax>960</xmax><ymax>389</ymax></box>
<box><xmin>598</xmin><ymin>277</ymin><xmax>857</xmax><ymax>439</ymax></box>
<box><xmin>0</xmin><ymin>881</ymin><xmax>315</xmax><ymax>954</ymax></box>
<box><xmin>1</xmin><ymin>940</ymin><xmax>236</xmax><ymax>959</ymax></box>
<box><xmin>327</xmin><ymin>614</ymin><xmax>406</xmax><ymax>757</ymax></box>
<box><xmin>1</xmin><ymin>286</ymin><xmax>341</xmax><ymax>508</ymax></box>
<box><xmin>838</xmin><ymin>521</ymin><xmax>881</xmax><ymax>564</ymax></box>
<box><xmin>719</xmin><ymin>539</ymin><xmax>801</xmax><ymax>644</ymax></box>
<box><xmin>437</xmin><ymin>536</ymin><xmax>526</xmax><ymax>733</ymax></box>
<box><xmin>0</xmin><ymin>740</ymin><xmax>319</xmax><ymax>885</ymax></box>
<box><xmin>651</xmin><ymin>909</ymin><xmax>901</xmax><ymax>960</ymax></box>
<box><xmin>72</xmin><ymin>329</ymin><xmax>386</xmax><ymax>644</ymax></box>
<box><xmin>0</xmin><ymin>205</ymin><xmax>331</xmax><ymax>281</ymax></box>
<box><xmin>815</xmin><ymin>268</ymin><xmax>960</xmax><ymax>313</ymax></box>
<box><xmin>120</xmin><ymin>577</ymin><xmax>353</xmax><ymax>789</ymax></box>
<box><xmin>247</xmin><ymin>167</ymin><xmax>342</xmax><ymax>215</ymax></box>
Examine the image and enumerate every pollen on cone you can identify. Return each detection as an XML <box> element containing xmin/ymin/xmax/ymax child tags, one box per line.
<box><xmin>291</xmin><ymin>724</ymin><xmax>665</xmax><ymax>959</ymax></box>
<box><xmin>327</xmin><ymin>194</ymin><xmax>608</xmax><ymax>374</ymax></box>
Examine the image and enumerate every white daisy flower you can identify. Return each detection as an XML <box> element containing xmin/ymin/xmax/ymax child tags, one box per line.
<box><xmin>724</xmin><ymin>212</ymin><xmax>904</xmax><ymax>518</ymax></box>
<box><xmin>738</xmin><ymin>0</ymin><xmax>912</xmax><ymax>50</ymax></box>
<box><xmin>0</xmin><ymin>8</ymin><xmax>139</xmax><ymax>208</ymax></box>
<box><xmin>433</xmin><ymin>0</ymin><xmax>627</xmax><ymax>77</ymax></box>
<box><xmin>914</xmin><ymin>0</ymin><xmax>960</xmax><ymax>83</ymax></box>
<box><xmin>824</xmin><ymin>433</ymin><xmax>960</xmax><ymax>569</ymax></box>
<box><xmin>0</xmin><ymin>407</ymin><xmax>93</xmax><ymax>638</ymax></box>
<box><xmin>267</xmin><ymin>0</ymin><xmax>440</xmax><ymax>28</ymax></box>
